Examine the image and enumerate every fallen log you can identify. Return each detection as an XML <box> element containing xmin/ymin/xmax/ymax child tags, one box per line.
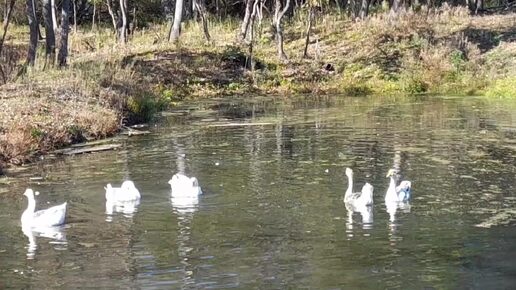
<box><xmin>53</xmin><ymin>144</ymin><xmax>122</xmax><ymax>155</ymax></box>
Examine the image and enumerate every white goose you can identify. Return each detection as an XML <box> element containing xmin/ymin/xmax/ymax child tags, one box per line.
<box><xmin>105</xmin><ymin>180</ymin><xmax>141</xmax><ymax>203</ymax></box>
<box><xmin>344</xmin><ymin>168</ymin><xmax>374</xmax><ymax>207</ymax></box>
<box><xmin>105</xmin><ymin>181</ymin><xmax>141</xmax><ymax>219</ymax></box>
<box><xmin>385</xmin><ymin>169</ymin><xmax>412</xmax><ymax>203</ymax></box>
<box><xmin>21</xmin><ymin>189</ymin><xmax>67</xmax><ymax>227</ymax></box>
<box><xmin>168</xmin><ymin>173</ymin><xmax>202</xmax><ymax>198</ymax></box>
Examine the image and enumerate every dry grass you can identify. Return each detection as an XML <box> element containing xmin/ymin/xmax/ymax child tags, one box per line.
<box><xmin>1</xmin><ymin>7</ymin><xmax>515</xmax><ymax>169</ymax></box>
<box><xmin>0</xmin><ymin>83</ymin><xmax>119</xmax><ymax>165</ymax></box>
<box><xmin>269</xmin><ymin>5</ymin><xmax>516</xmax><ymax>94</ymax></box>
<box><xmin>0</xmin><ymin>21</ymin><xmax>249</xmax><ymax>169</ymax></box>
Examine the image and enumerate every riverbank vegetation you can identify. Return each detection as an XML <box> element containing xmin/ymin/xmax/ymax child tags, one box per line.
<box><xmin>0</xmin><ymin>0</ymin><xmax>515</xmax><ymax>170</ymax></box>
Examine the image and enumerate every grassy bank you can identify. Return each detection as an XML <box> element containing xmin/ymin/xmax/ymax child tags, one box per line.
<box><xmin>1</xmin><ymin>6</ymin><xmax>515</xmax><ymax>171</ymax></box>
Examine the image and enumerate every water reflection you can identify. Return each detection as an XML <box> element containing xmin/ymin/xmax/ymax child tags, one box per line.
<box><xmin>105</xmin><ymin>199</ymin><xmax>140</xmax><ymax>222</ymax></box>
<box><xmin>21</xmin><ymin>225</ymin><xmax>67</xmax><ymax>259</ymax></box>
<box><xmin>170</xmin><ymin>197</ymin><xmax>198</xmax><ymax>287</ymax></box>
<box><xmin>2</xmin><ymin>96</ymin><xmax>516</xmax><ymax>289</ymax></box>
<box><xmin>345</xmin><ymin>203</ymin><xmax>374</xmax><ymax>238</ymax></box>
<box><xmin>386</xmin><ymin>200</ymin><xmax>411</xmax><ymax>222</ymax></box>
<box><xmin>345</xmin><ymin>203</ymin><xmax>373</xmax><ymax>226</ymax></box>
<box><xmin>170</xmin><ymin>195</ymin><xmax>199</xmax><ymax>214</ymax></box>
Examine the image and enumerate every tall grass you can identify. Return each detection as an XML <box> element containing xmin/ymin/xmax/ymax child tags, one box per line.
<box><xmin>1</xmin><ymin>7</ymin><xmax>515</xmax><ymax>168</ymax></box>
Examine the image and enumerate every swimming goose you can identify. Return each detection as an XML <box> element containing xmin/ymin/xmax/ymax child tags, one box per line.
<box><xmin>344</xmin><ymin>168</ymin><xmax>374</xmax><ymax>207</ymax></box>
<box><xmin>385</xmin><ymin>169</ymin><xmax>412</xmax><ymax>203</ymax></box>
<box><xmin>105</xmin><ymin>180</ymin><xmax>141</xmax><ymax>203</ymax></box>
<box><xmin>21</xmin><ymin>189</ymin><xmax>67</xmax><ymax>227</ymax></box>
<box><xmin>169</xmin><ymin>173</ymin><xmax>202</xmax><ymax>198</ymax></box>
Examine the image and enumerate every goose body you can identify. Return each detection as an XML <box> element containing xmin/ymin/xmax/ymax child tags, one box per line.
<box><xmin>105</xmin><ymin>180</ymin><xmax>141</xmax><ymax>203</ymax></box>
<box><xmin>105</xmin><ymin>181</ymin><xmax>141</xmax><ymax>220</ymax></box>
<box><xmin>169</xmin><ymin>173</ymin><xmax>202</xmax><ymax>198</ymax></box>
<box><xmin>21</xmin><ymin>189</ymin><xmax>67</xmax><ymax>227</ymax></box>
<box><xmin>396</xmin><ymin>181</ymin><xmax>412</xmax><ymax>202</ymax></box>
<box><xmin>385</xmin><ymin>169</ymin><xmax>412</xmax><ymax>203</ymax></box>
<box><xmin>344</xmin><ymin>168</ymin><xmax>374</xmax><ymax>207</ymax></box>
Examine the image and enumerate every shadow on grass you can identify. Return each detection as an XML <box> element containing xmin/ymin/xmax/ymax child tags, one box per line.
<box><xmin>461</xmin><ymin>26</ymin><xmax>516</xmax><ymax>52</ymax></box>
<box><xmin>121</xmin><ymin>49</ymin><xmax>250</xmax><ymax>88</ymax></box>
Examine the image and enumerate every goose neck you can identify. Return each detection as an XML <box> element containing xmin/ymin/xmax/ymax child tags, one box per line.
<box><xmin>345</xmin><ymin>175</ymin><xmax>353</xmax><ymax>199</ymax></box>
<box><xmin>386</xmin><ymin>176</ymin><xmax>397</xmax><ymax>200</ymax></box>
<box><xmin>26</xmin><ymin>196</ymin><xmax>36</xmax><ymax>213</ymax></box>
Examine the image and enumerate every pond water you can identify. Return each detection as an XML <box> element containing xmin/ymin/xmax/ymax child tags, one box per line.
<box><xmin>1</xmin><ymin>95</ymin><xmax>516</xmax><ymax>289</ymax></box>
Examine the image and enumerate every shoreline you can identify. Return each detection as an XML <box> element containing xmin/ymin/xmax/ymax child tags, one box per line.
<box><xmin>1</xmin><ymin>8</ymin><xmax>515</xmax><ymax>172</ymax></box>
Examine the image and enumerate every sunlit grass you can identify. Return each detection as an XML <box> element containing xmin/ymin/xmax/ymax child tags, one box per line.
<box><xmin>1</xmin><ymin>7</ymin><xmax>516</xmax><ymax>168</ymax></box>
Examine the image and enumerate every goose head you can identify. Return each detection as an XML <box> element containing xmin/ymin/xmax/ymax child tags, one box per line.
<box><xmin>386</xmin><ymin>169</ymin><xmax>397</xmax><ymax>178</ymax></box>
<box><xmin>121</xmin><ymin>180</ymin><xmax>140</xmax><ymax>199</ymax></box>
<box><xmin>398</xmin><ymin>180</ymin><xmax>411</xmax><ymax>191</ymax></box>
<box><xmin>168</xmin><ymin>174</ymin><xmax>179</xmax><ymax>186</ymax></box>
<box><xmin>23</xmin><ymin>189</ymin><xmax>40</xmax><ymax>198</ymax></box>
<box><xmin>345</xmin><ymin>168</ymin><xmax>353</xmax><ymax>178</ymax></box>
<box><xmin>121</xmin><ymin>181</ymin><xmax>136</xmax><ymax>190</ymax></box>
<box><xmin>169</xmin><ymin>173</ymin><xmax>202</xmax><ymax>196</ymax></box>
<box><xmin>168</xmin><ymin>173</ymin><xmax>198</xmax><ymax>188</ymax></box>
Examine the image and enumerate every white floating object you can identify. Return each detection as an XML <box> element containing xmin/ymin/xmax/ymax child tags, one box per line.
<box><xmin>21</xmin><ymin>189</ymin><xmax>67</xmax><ymax>227</ymax></box>
<box><xmin>169</xmin><ymin>173</ymin><xmax>203</xmax><ymax>197</ymax></box>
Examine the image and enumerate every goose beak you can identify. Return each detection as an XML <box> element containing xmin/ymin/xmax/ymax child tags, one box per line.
<box><xmin>386</xmin><ymin>169</ymin><xmax>394</xmax><ymax>177</ymax></box>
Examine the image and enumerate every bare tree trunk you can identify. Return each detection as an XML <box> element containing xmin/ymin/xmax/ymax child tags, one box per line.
<box><xmin>273</xmin><ymin>0</ymin><xmax>290</xmax><ymax>61</ymax></box>
<box><xmin>26</xmin><ymin>0</ymin><xmax>38</xmax><ymax>66</ymax></box>
<box><xmin>106</xmin><ymin>0</ymin><xmax>118</xmax><ymax>32</ymax></box>
<box><xmin>193</xmin><ymin>0</ymin><xmax>210</xmax><ymax>41</ymax></box>
<box><xmin>169</xmin><ymin>0</ymin><xmax>184</xmax><ymax>42</ymax></box>
<box><xmin>25</xmin><ymin>0</ymin><xmax>42</xmax><ymax>42</ymax></box>
<box><xmin>239</xmin><ymin>0</ymin><xmax>254</xmax><ymax>41</ymax></box>
<box><xmin>475</xmin><ymin>0</ymin><xmax>483</xmax><ymax>13</ymax></box>
<box><xmin>359</xmin><ymin>0</ymin><xmax>370</xmax><ymax>19</ymax></box>
<box><xmin>73</xmin><ymin>0</ymin><xmax>77</xmax><ymax>33</ymax></box>
<box><xmin>247</xmin><ymin>0</ymin><xmax>259</xmax><ymax>70</ymax></box>
<box><xmin>349</xmin><ymin>0</ymin><xmax>358</xmax><ymax>19</ymax></box>
<box><xmin>92</xmin><ymin>1</ymin><xmax>96</xmax><ymax>30</ymax></box>
<box><xmin>119</xmin><ymin>0</ymin><xmax>128</xmax><ymax>42</ymax></box>
<box><xmin>303</xmin><ymin>6</ymin><xmax>314</xmax><ymax>58</ymax></box>
<box><xmin>360</xmin><ymin>0</ymin><xmax>371</xmax><ymax>20</ymax></box>
<box><xmin>257</xmin><ymin>0</ymin><xmax>264</xmax><ymax>38</ymax></box>
<box><xmin>58</xmin><ymin>0</ymin><xmax>71</xmax><ymax>66</ymax></box>
<box><xmin>51</xmin><ymin>0</ymin><xmax>58</xmax><ymax>32</ymax></box>
<box><xmin>0</xmin><ymin>0</ymin><xmax>15</xmax><ymax>82</ymax></box>
<box><xmin>0</xmin><ymin>0</ymin><xmax>15</xmax><ymax>57</ymax></box>
<box><xmin>43</xmin><ymin>0</ymin><xmax>56</xmax><ymax>67</ymax></box>
<box><xmin>130</xmin><ymin>7</ymin><xmax>136</xmax><ymax>34</ymax></box>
